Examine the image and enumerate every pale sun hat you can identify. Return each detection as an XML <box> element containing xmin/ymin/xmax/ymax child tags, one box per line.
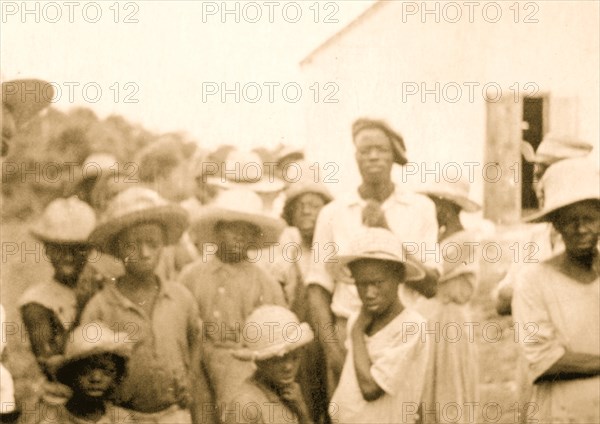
<box><xmin>205</xmin><ymin>149</ymin><xmax>285</xmax><ymax>193</ymax></box>
<box><xmin>54</xmin><ymin>322</ymin><xmax>132</xmax><ymax>386</ymax></box>
<box><xmin>232</xmin><ymin>305</ymin><xmax>314</xmax><ymax>362</ymax></box>
<box><xmin>89</xmin><ymin>187</ymin><xmax>189</xmax><ymax>255</ymax></box>
<box><xmin>327</xmin><ymin>227</ymin><xmax>426</xmax><ymax>283</ymax></box>
<box><xmin>30</xmin><ymin>196</ymin><xmax>96</xmax><ymax>244</ymax></box>
<box><xmin>80</xmin><ymin>152</ymin><xmax>118</xmax><ymax>180</ymax></box>
<box><xmin>191</xmin><ymin>188</ymin><xmax>286</xmax><ymax>246</ymax></box>
<box><xmin>521</xmin><ymin>134</ymin><xmax>593</xmax><ymax>165</ymax></box>
<box><xmin>417</xmin><ymin>178</ymin><xmax>481</xmax><ymax>213</ymax></box>
<box><xmin>524</xmin><ymin>157</ymin><xmax>600</xmax><ymax>222</ymax></box>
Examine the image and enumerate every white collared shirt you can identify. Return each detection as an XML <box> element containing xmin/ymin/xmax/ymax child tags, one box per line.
<box><xmin>305</xmin><ymin>186</ymin><xmax>440</xmax><ymax>318</ymax></box>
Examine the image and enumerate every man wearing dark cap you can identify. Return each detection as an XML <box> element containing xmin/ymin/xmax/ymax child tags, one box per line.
<box><xmin>305</xmin><ymin>118</ymin><xmax>441</xmax><ymax>395</ymax></box>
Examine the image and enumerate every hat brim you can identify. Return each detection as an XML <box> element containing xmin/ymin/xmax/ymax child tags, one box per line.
<box><xmin>523</xmin><ymin>197</ymin><xmax>600</xmax><ymax>223</ymax></box>
<box><xmin>232</xmin><ymin>323</ymin><xmax>314</xmax><ymax>362</ymax></box>
<box><xmin>284</xmin><ymin>186</ymin><xmax>333</xmax><ymax>209</ymax></box>
<box><xmin>55</xmin><ymin>350</ymin><xmax>128</xmax><ymax>386</ymax></box>
<box><xmin>206</xmin><ymin>177</ymin><xmax>285</xmax><ymax>193</ymax></box>
<box><xmin>191</xmin><ymin>207</ymin><xmax>286</xmax><ymax>246</ymax></box>
<box><xmin>29</xmin><ymin>229</ymin><xmax>93</xmax><ymax>246</ymax></box>
<box><xmin>329</xmin><ymin>253</ymin><xmax>426</xmax><ymax>283</ymax></box>
<box><xmin>89</xmin><ymin>205</ymin><xmax>189</xmax><ymax>255</ymax></box>
<box><xmin>421</xmin><ymin>191</ymin><xmax>481</xmax><ymax>213</ymax></box>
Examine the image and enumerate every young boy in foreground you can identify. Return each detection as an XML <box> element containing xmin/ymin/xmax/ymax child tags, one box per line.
<box><xmin>329</xmin><ymin>228</ymin><xmax>430</xmax><ymax>424</ymax></box>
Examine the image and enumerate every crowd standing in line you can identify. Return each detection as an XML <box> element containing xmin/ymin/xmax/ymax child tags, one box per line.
<box><xmin>1</xmin><ymin>78</ymin><xmax>599</xmax><ymax>424</ymax></box>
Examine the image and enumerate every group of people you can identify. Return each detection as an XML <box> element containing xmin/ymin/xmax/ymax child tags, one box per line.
<box><xmin>1</xmin><ymin>79</ymin><xmax>599</xmax><ymax>424</ymax></box>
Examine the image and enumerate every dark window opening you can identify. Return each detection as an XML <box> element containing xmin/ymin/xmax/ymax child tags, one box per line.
<box><xmin>521</xmin><ymin>97</ymin><xmax>545</xmax><ymax>212</ymax></box>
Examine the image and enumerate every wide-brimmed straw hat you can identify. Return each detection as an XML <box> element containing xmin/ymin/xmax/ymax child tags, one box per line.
<box><xmin>327</xmin><ymin>227</ymin><xmax>426</xmax><ymax>283</ymax></box>
<box><xmin>282</xmin><ymin>169</ymin><xmax>334</xmax><ymax>225</ymax></box>
<box><xmin>233</xmin><ymin>305</ymin><xmax>314</xmax><ymax>362</ymax></box>
<box><xmin>54</xmin><ymin>322</ymin><xmax>131</xmax><ymax>386</ymax></box>
<box><xmin>418</xmin><ymin>178</ymin><xmax>481</xmax><ymax>213</ymax></box>
<box><xmin>89</xmin><ymin>187</ymin><xmax>189</xmax><ymax>255</ymax></box>
<box><xmin>284</xmin><ymin>179</ymin><xmax>333</xmax><ymax>208</ymax></box>
<box><xmin>205</xmin><ymin>149</ymin><xmax>285</xmax><ymax>193</ymax></box>
<box><xmin>521</xmin><ymin>134</ymin><xmax>593</xmax><ymax>165</ymax></box>
<box><xmin>30</xmin><ymin>196</ymin><xmax>96</xmax><ymax>245</ymax></box>
<box><xmin>524</xmin><ymin>157</ymin><xmax>599</xmax><ymax>223</ymax></box>
<box><xmin>274</xmin><ymin>145</ymin><xmax>305</xmax><ymax>165</ymax></box>
<box><xmin>2</xmin><ymin>79</ymin><xmax>54</xmax><ymax>128</ymax></box>
<box><xmin>191</xmin><ymin>188</ymin><xmax>286</xmax><ymax>246</ymax></box>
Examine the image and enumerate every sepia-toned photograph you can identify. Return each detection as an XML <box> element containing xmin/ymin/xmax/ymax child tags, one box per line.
<box><xmin>1</xmin><ymin>1</ymin><xmax>599</xmax><ymax>423</ymax></box>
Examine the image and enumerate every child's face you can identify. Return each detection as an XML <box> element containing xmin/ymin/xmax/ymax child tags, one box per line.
<box><xmin>256</xmin><ymin>349</ymin><xmax>301</xmax><ymax>388</ymax></box>
<box><xmin>45</xmin><ymin>243</ymin><xmax>89</xmax><ymax>286</ymax></box>
<box><xmin>350</xmin><ymin>259</ymin><xmax>402</xmax><ymax>316</ymax></box>
<box><xmin>74</xmin><ymin>355</ymin><xmax>119</xmax><ymax>399</ymax></box>
<box><xmin>116</xmin><ymin>222</ymin><xmax>166</xmax><ymax>277</ymax></box>
<box><xmin>290</xmin><ymin>193</ymin><xmax>326</xmax><ymax>238</ymax></box>
<box><xmin>215</xmin><ymin>221</ymin><xmax>261</xmax><ymax>261</ymax></box>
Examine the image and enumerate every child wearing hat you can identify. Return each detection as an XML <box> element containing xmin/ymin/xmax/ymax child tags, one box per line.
<box><xmin>178</xmin><ymin>188</ymin><xmax>287</xmax><ymax>409</ymax></box>
<box><xmin>79</xmin><ymin>187</ymin><xmax>213</xmax><ymax>424</ymax></box>
<box><xmin>38</xmin><ymin>323</ymin><xmax>133</xmax><ymax>423</ymax></box>
<box><xmin>18</xmin><ymin>196</ymin><xmax>97</xmax><ymax>403</ymax></box>
<box><xmin>224</xmin><ymin>305</ymin><xmax>314</xmax><ymax>424</ymax></box>
<box><xmin>329</xmin><ymin>227</ymin><xmax>429</xmax><ymax>424</ymax></box>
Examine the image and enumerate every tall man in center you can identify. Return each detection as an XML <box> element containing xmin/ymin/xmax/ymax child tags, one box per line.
<box><xmin>306</xmin><ymin>118</ymin><xmax>440</xmax><ymax>393</ymax></box>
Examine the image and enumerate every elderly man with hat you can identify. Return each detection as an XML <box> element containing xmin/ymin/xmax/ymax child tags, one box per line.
<box><xmin>224</xmin><ymin>305</ymin><xmax>315</xmax><ymax>424</ymax></box>
<box><xmin>512</xmin><ymin>157</ymin><xmax>600</xmax><ymax>423</ymax></box>
<box><xmin>305</xmin><ymin>118</ymin><xmax>440</xmax><ymax>394</ymax></box>
<box><xmin>79</xmin><ymin>187</ymin><xmax>214</xmax><ymax>424</ymax></box>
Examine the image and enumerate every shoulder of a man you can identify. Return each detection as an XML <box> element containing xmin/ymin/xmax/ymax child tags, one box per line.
<box><xmin>395</xmin><ymin>189</ymin><xmax>436</xmax><ymax>213</ymax></box>
<box><xmin>79</xmin><ymin>287</ymin><xmax>112</xmax><ymax>322</ymax></box>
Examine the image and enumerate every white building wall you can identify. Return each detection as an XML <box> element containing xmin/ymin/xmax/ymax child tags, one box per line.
<box><xmin>301</xmin><ymin>1</ymin><xmax>599</xmax><ymax>205</ymax></box>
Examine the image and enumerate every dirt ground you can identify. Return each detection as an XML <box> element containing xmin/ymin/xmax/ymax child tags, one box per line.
<box><xmin>1</xmin><ymin>219</ymin><xmax>523</xmax><ymax>423</ymax></box>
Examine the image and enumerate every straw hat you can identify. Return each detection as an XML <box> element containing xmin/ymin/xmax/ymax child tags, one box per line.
<box><xmin>205</xmin><ymin>149</ymin><xmax>285</xmax><ymax>193</ymax></box>
<box><xmin>232</xmin><ymin>305</ymin><xmax>314</xmax><ymax>362</ymax></box>
<box><xmin>524</xmin><ymin>157</ymin><xmax>600</xmax><ymax>222</ymax></box>
<box><xmin>521</xmin><ymin>134</ymin><xmax>593</xmax><ymax>165</ymax></box>
<box><xmin>30</xmin><ymin>196</ymin><xmax>96</xmax><ymax>244</ymax></box>
<box><xmin>89</xmin><ymin>187</ymin><xmax>189</xmax><ymax>255</ymax></box>
<box><xmin>418</xmin><ymin>178</ymin><xmax>481</xmax><ymax>213</ymax></box>
<box><xmin>2</xmin><ymin>79</ymin><xmax>54</xmax><ymax>128</ymax></box>
<box><xmin>54</xmin><ymin>322</ymin><xmax>131</xmax><ymax>386</ymax></box>
<box><xmin>327</xmin><ymin>227</ymin><xmax>426</xmax><ymax>283</ymax></box>
<box><xmin>191</xmin><ymin>188</ymin><xmax>286</xmax><ymax>246</ymax></box>
<box><xmin>282</xmin><ymin>171</ymin><xmax>333</xmax><ymax>225</ymax></box>
<box><xmin>274</xmin><ymin>145</ymin><xmax>305</xmax><ymax>165</ymax></box>
<box><xmin>80</xmin><ymin>153</ymin><xmax>118</xmax><ymax>180</ymax></box>
<box><xmin>284</xmin><ymin>179</ymin><xmax>333</xmax><ymax>208</ymax></box>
